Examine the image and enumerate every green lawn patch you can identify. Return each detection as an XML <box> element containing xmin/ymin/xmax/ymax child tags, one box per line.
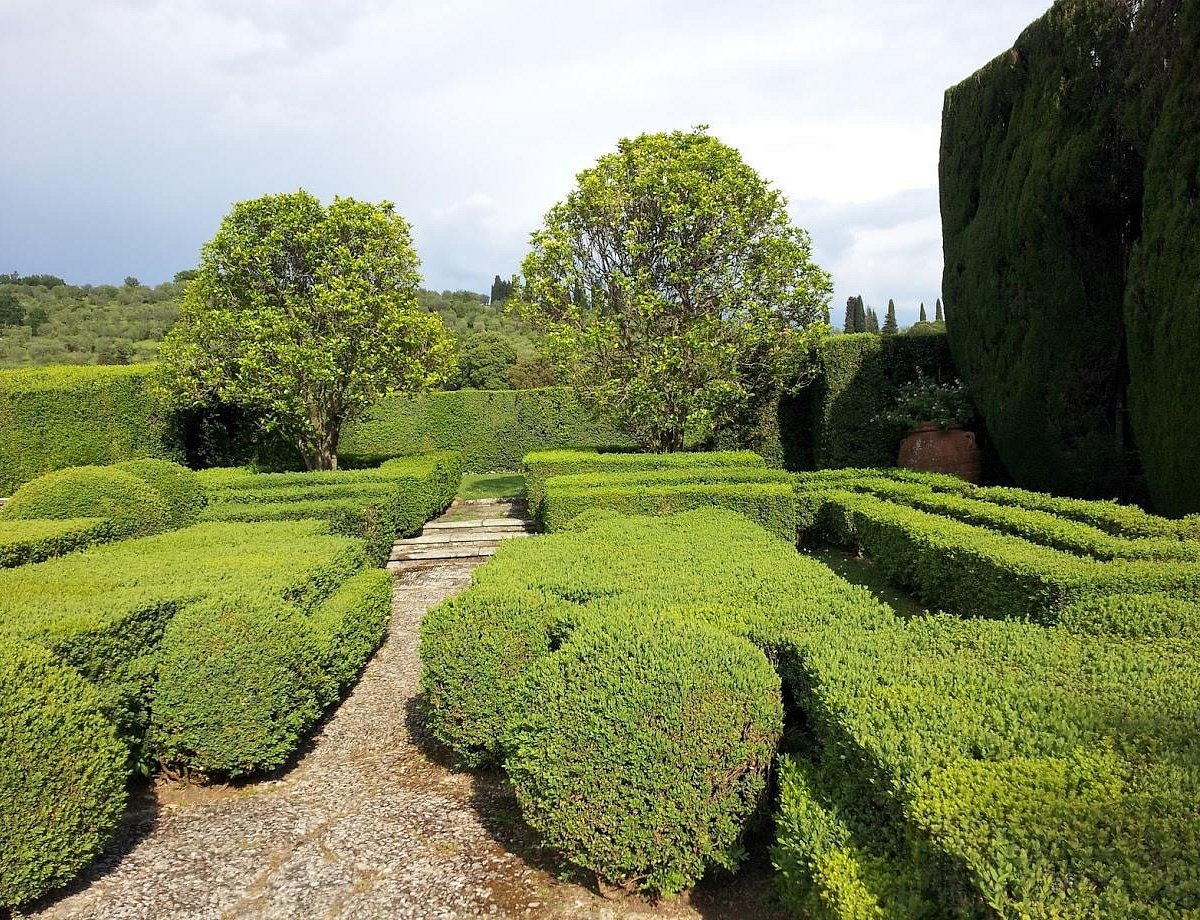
<box><xmin>457</xmin><ymin>472</ymin><xmax>525</xmax><ymax>500</ymax></box>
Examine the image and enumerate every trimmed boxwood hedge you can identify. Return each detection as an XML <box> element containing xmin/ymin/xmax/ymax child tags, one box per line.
<box><xmin>0</xmin><ymin>519</ymin><xmax>382</xmax><ymax>907</ymax></box>
<box><xmin>0</xmin><ymin>641</ymin><xmax>128</xmax><ymax>909</ymax></box>
<box><xmin>114</xmin><ymin>459</ymin><xmax>207</xmax><ymax>527</ymax></box>
<box><xmin>0</xmin><ymin>465</ymin><xmax>174</xmax><ymax>538</ymax></box>
<box><xmin>0</xmin><ymin>517</ymin><xmax>115</xmax><ymax>567</ymax></box>
<box><xmin>0</xmin><ymin>364</ymin><xmax>177</xmax><ymax>495</ymax></box>
<box><xmin>340</xmin><ymin>387</ymin><xmax>629</xmax><ymax>471</ymax></box>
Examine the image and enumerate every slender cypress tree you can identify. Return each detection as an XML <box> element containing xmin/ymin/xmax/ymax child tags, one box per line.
<box><xmin>919</xmin><ymin>302</ymin><xmax>928</xmax><ymax>322</ymax></box>
<box><xmin>843</xmin><ymin>297</ymin><xmax>855</xmax><ymax>333</ymax></box>
<box><xmin>882</xmin><ymin>299</ymin><xmax>899</xmax><ymax>335</ymax></box>
<box><xmin>865</xmin><ymin>307</ymin><xmax>880</xmax><ymax>333</ymax></box>
<box><xmin>935</xmin><ymin>298</ymin><xmax>944</xmax><ymax>322</ymax></box>
<box><xmin>853</xmin><ymin>295</ymin><xmax>867</xmax><ymax>332</ymax></box>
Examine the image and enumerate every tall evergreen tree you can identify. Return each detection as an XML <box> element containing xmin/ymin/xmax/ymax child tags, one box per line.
<box><xmin>935</xmin><ymin>298</ymin><xmax>944</xmax><ymax>322</ymax></box>
<box><xmin>853</xmin><ymin>295</ymin><xmax>867</xmax><ymax>333</ymax></box>
<box><xmin>882</xmin><ymin>299</ymin><xmax>899</xmax><ymax>335</ymax></box>
<box><xmin>865</xmin><ymin>307</ymin><xmax>880</xmax><ymax>333</ymax></box>
<box><xmin>919</xmin><ymin>302</ymin><xmax>928</xmax><ymax>322</ymax></box>
<box><xmin>843</xmin><ymin>297</ymin><xmax>855</xmax><ymax>333</ymax></box>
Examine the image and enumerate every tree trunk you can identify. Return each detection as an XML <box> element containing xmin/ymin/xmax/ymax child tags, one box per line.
<box><xmin>299</xmin><ymin>423</ymin><xmax>340</xmax><ymax>471</ymax></box>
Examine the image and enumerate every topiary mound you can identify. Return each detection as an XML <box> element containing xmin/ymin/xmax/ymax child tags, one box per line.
<box><xmin>114</xmin><ymin>459</ymin><xmax>207</xmax><ymax>527</ymax></box>
<box><xmin>504</xmin><ymin>618</ymin><xmax>783</xmax><ymax>896</ymax></box>
<box><xmin>0</xmin><ymin>465</ymin><xmax>173</xmax><ymax>538</ymax></box>
<box><xmin>0</xmin><ymin>641</ymin><xmax>128</xmax><ymax>909</ymax></box>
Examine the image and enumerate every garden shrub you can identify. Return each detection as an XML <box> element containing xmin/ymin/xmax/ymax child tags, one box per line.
<box><xmin>308</xmin><ymin>568</ymin><xmax>394</xmax><ymax>705</ymax></box>
<box><xmin>505</xmin><ymin>617</ymin><xmax>783</xmax><ymax>896</ymax></box>
<box><xmin>797</xmin><ymin>470</ymin><xmax>1200</xmax><ymax>561</ymax></box>
<box><xmin>151</xmin><ymin>595</ymin><xmax>326</xmax><ymax>776</ymax></box>
<box><xmin>796</xmin><ymin>487</ymin><xmax>1200</xmax><ymax>622</ymax></box>
<box><xmin>0</xmin><ymin>465</ymin><xmax>174</xmax><ymax>538</ymax></box>
<box><xmin>340</xmin><ymin>387</ymin><xmax>628</xmax><ymax>471</ymax></box>
<box><xmin>542</xmin><ymin>480</ymin><xmax>798</xmax><ymax>542</ymax></box>
<box><xmin>0</xmin><ymin>364</ymin><xmax>177</xmax><ymax>495</ymax></box>
<box><xmin>199</xmin><ymin>451</ymin><xmax>462</xmax><ymax>565</ymax></box>
<box><xmin>0</xmin><ymin>517</ymin><xmax>114</xmax><ymax>567</ymax></box>
<box><xmin>114</xmin><ymin>458</ymin><xmax>207</xmax><ymax>526</ymax></box>
<box><xmin>1058</xmin><ymin>593</ymin><xmax>1200</xmax><ymax>639</ymax></box>
<box><xmin>523</xmin><ymin>448</ymin><xmax>765</xmax><ymax>510</ymax></box>
<box><xmin>532</xmin><ymin>464</ymin><xmax>791</xmax><ymax>515</ymax></box>
<box><xmin>940</xmin><ymin>0</ymin><xmax>1139</xmax><ymax>499</ymax></box>
<box><xmin>0</xmin><ymin>641</ymin><xmax>128</xmax><ymax>910</ymax></box>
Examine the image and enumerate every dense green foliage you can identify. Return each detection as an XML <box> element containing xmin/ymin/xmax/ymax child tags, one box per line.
<box><xmin>0</xmin><ymin>641</ymin><xmax>128</xmax><ymax>908</ymax></box>
<box><xmin>0</xmin><ymin>364</ymin><xmax>177</xmax><ymax>494</ymax></box>
<box><xmin>198</xmin><ymin>452</ymin><xmax>462</xmax><ymax>565</ymax></box>
<box><xmin>940</xmin><ymin>0</ymin><xmax>1138</xmax><ymax>498</ymax></box>
<box><xmin>0</xmin><ymin>465</ymin><xmax>175</xmax><ymax>538</ymax></box>
<box><xmin>1124</xmin><ymin>0</ymin><xmax>1200</xmax><ymax>516</ymax></box>
<box><xmin>506</xmin><ymin>618</ymin><xmax>783</xmax><ymax>894</ymax></box>
<box><xmin>516</xmin><ymin>127</ymin><xmax>830</xmax><ymax>451</ymax></box>
<box><xmin>420</xmin><ymin>510</ymin><xmax>877</xmax><ymax>893</ymax></box>
<box><xmin>0</xmin><ymin>517</ymin><xmax>394</xmax><ymax>904</ymax></box>
<box><xmin>454</xmin><ymin>331</ymin><xmax>518</xmax><ymax>389</ymax></box>
<box><xmin>522</xmin><ymin>449</ymin><xmax>765</xmax><ymax>510</ymax></box>
<box><xmin>341</xmin><ymin>388</ymin><xmax>629</xmax><ymax>472</ymax></box>
<box><xmin>160</xmin><ymin>191</ymin><xmax>456</xmax><ymax>470</ymax></box>
<box><xmin>113</xmin><ymin>459</ymin><xmax>207</xmax><ymax>527</ymax></box>
<box><xmin>0</xmin><ymin>517</ymin><xmax>115</xmax><ymax>567</ymax></box>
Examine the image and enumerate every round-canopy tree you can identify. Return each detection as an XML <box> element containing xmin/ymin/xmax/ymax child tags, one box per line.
<box><xmin>515</xmin><ymin>128</ymin><xmax>831</xmax><ymax>452</ymax></box>
<box><xmin>456</xmin><ymin>331</ymin><xmax>518</xmax><ymax>390</ymax></box>
<box><xmin>161</xmin><ymin>191</ymin><xmax>455</xmax><ymax>470</ymax></box>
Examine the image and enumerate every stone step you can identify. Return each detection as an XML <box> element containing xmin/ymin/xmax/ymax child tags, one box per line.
<box><xmin>424</xmin><ymin>518</ymin><xmax>534</xmax><ymax>531</ymax></box>
<box><xmin>399</xmin><ymin>529</ymin><xmax>532</xmax><ymax>546</ymax></box>
<box><xmin>390</xmin><ymin>545</ymin><xmax>498</xmax><ymax>562</ymax></box>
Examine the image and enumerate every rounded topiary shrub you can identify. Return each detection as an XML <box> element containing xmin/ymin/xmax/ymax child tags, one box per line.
<box><xmin>0</xmin><ymin>465</ymin><xmax>173</xmax><ymax>538</ymax></box>
<box><xmin>420</xmin><ymin>584</ymin><xmax>572</xmax><ymax>766</ymax></box>
<box><xmin>150</xmin><ymin>597</ymin><xmax>323</xmax><ymax>777</ymax></box>
<box><xmin>114</xmin><ymin>459</ymin><xmax>207</xmax><ymax>527</ymax></box>
<box><xmin>504</xmin><ymin>617</ymin><xmax>784</xmax><ymax>896</ymax></box>
<box><xmin>0</xmin><ymin>641</ymin><xmax>128</xmax><ymax>909</ymax></box>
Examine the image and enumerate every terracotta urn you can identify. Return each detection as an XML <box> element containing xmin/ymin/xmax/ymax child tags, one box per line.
<box><xmin>897</xmin><ymin>422</ymin><xmax>982</xmax><ymax>482</ymax></box>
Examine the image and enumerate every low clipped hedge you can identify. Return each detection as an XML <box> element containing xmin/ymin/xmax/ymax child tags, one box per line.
<box><xmin>114</xmin><ymin>459</ymin><xmax>207</xmax><ymax>527</ymax></box>
<box><xmin>421</xmin><ymin>510</ymin><xmax>891</xmax><ymax>894</ymax></box>
<box><xmin>798</xmin><ymin>470</ymin><xmax>1200</xmax><ymax>562</ymax></box>
<box><xmin>0</xmin><ymin>364</ymin><xmax>177</xmax><ymax>495</ymax></box>
<box><xmin>801</xmin><ymin>487</ymin><xmax>1200</xmax><ymax>623</ymax></box>
<box><xmin>523</xmin><ymin>449</ymin><xmax>766</xmax><ymax>511</ymax></box>
<box><xmin>340</xmin><ymin>387</ymin><xmax>629</xmax><ymax>471</ymax></box>
<box><xmin>505</xmin><ymin>617</ymin><xmax>782</xmax><ymax>895</ymax></box>
<box><xmin>0</xmin><ymin>465</ymin><xmax>174</xmax><ymax>538</ymax></box>
<box><xmin>0</xmin><ymin>519</ymin><xmax>380</xmax><ymax>906</ymax></box>
<box><xmin>0</xmin><ymin>641</ymin><xmax>128</xmax><ymax>909</ymax></box>
<box><xmin>0</xmin><ymin>517</ymin><xmax>115</xmax><ymax>567</ymax></box>
<box><xmin>543</xmin><ymin>480</ymin><xmax>798</xmax><ymax>543</ymax></box>
<box><xmin>199</xmin><ymin>452</ymin><xmax>463</xmax><ymax>565</ymax></box>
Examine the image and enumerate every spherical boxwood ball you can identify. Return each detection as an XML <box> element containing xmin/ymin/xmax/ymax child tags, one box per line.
<box><xmin>504</xmin><ymin>617</ymin><xmax>784</xmax><ymax>896</ymax></box>
<box><xmin>114</xmin><ymin>459</ymin><xmax>207</xmax><ymax>527</ymax></box>
<box><xmin>0</xmin><ymin>465</ymin><xmax>173</xmax><ymax>538</ymax></box>
<box><xmin>0</xmin><ymin>642</ymin><xmax>128</xmax><ymax>909</ymax></box>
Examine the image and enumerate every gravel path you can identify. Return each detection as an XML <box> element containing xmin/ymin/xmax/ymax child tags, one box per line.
<box><xmin>20</xmin><ymin>559</ymin><xmax>783</xmax><ymax>920</ymax></box>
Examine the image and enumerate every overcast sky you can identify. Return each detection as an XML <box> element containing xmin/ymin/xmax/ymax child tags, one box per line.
<box><xmin>0</xmin><ymin>0</ymin><xmax>1049</xmax><ymax>324</ymax></box>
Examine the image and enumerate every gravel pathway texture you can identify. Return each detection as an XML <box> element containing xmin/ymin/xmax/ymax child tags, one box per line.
<box><xmin>19</xmin><ymin>544</ymin><xmax>784</xmax><ymax>919</ymax></box>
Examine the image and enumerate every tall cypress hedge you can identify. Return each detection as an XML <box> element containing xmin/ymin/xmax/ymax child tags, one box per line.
<box><xmin>942</xmin><ymin>0</ymin><xmax>1200</xmax><ymax>514</ymax></box>
<box><xmin>0</xmin><ymin>365</ymin><xmax>178</xmax><ymax>495</ymax></box>
<box><xmin>940</xmin><ymin>0</ymin><xmax>1139</xmax><ymax>499</ymax></box>
<box><xmin>1124</xmin><ymin>0</ymin><xmax>1200</xmax><ymax>516</ymax></box>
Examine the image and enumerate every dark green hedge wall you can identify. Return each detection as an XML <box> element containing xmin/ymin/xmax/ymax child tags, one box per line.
<box><xmin>1124</xmin><ymin>0</ymin><xmax>1200</xmax><ymax>516</ymax></box>
<box><xmin>940</xmin><ymin>0</ymin><xmax>1139</xmax><ymax>499</ymax></box>
<box><xmin>717</xmin><ymin>333</ymin><xmax>959</xmax><ymax>471</ymax></box>
<box><xmin>340</xmin><ymin>387</ymin><xmax>630</xmax><ymax>472</ymax></box>
<box><xmin>0</xmin><ymin>366</ymin><xmax>178</xmax><ymax>495</ymax></box>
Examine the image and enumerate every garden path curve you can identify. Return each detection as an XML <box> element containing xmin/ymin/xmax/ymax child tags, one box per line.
<box><xmin>20</xmin><ymin>502</ymin><xmax>781</xmax><ymax>920</ymax></box>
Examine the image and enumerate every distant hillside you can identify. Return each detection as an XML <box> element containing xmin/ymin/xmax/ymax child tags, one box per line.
<box><xmin>0</xmin><ymin>277</ymin><xmax>531</xmax><ymax>368</ymax></box>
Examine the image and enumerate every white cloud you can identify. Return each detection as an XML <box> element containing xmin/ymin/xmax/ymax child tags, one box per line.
<box><xmin>0</xmin><ymin>0</ymin><xmax>1053</xmax><ymax>314</ymax></box>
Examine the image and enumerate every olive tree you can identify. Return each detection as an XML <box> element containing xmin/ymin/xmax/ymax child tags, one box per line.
<box><xmin>515</xmin><ymin>128</ymin><xmax>831</xmax><ymax>452</ymax></box>
<box><xmin>161</xmin><ymin>191</ymin><xmax>454</xmax><ymax>470</ymax></box>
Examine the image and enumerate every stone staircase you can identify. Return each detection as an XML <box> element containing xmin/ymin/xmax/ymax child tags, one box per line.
<box><xmin>386</xmin><ymin>497</ymin><xmax>537</xmax><ymax>572</ymax></box>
